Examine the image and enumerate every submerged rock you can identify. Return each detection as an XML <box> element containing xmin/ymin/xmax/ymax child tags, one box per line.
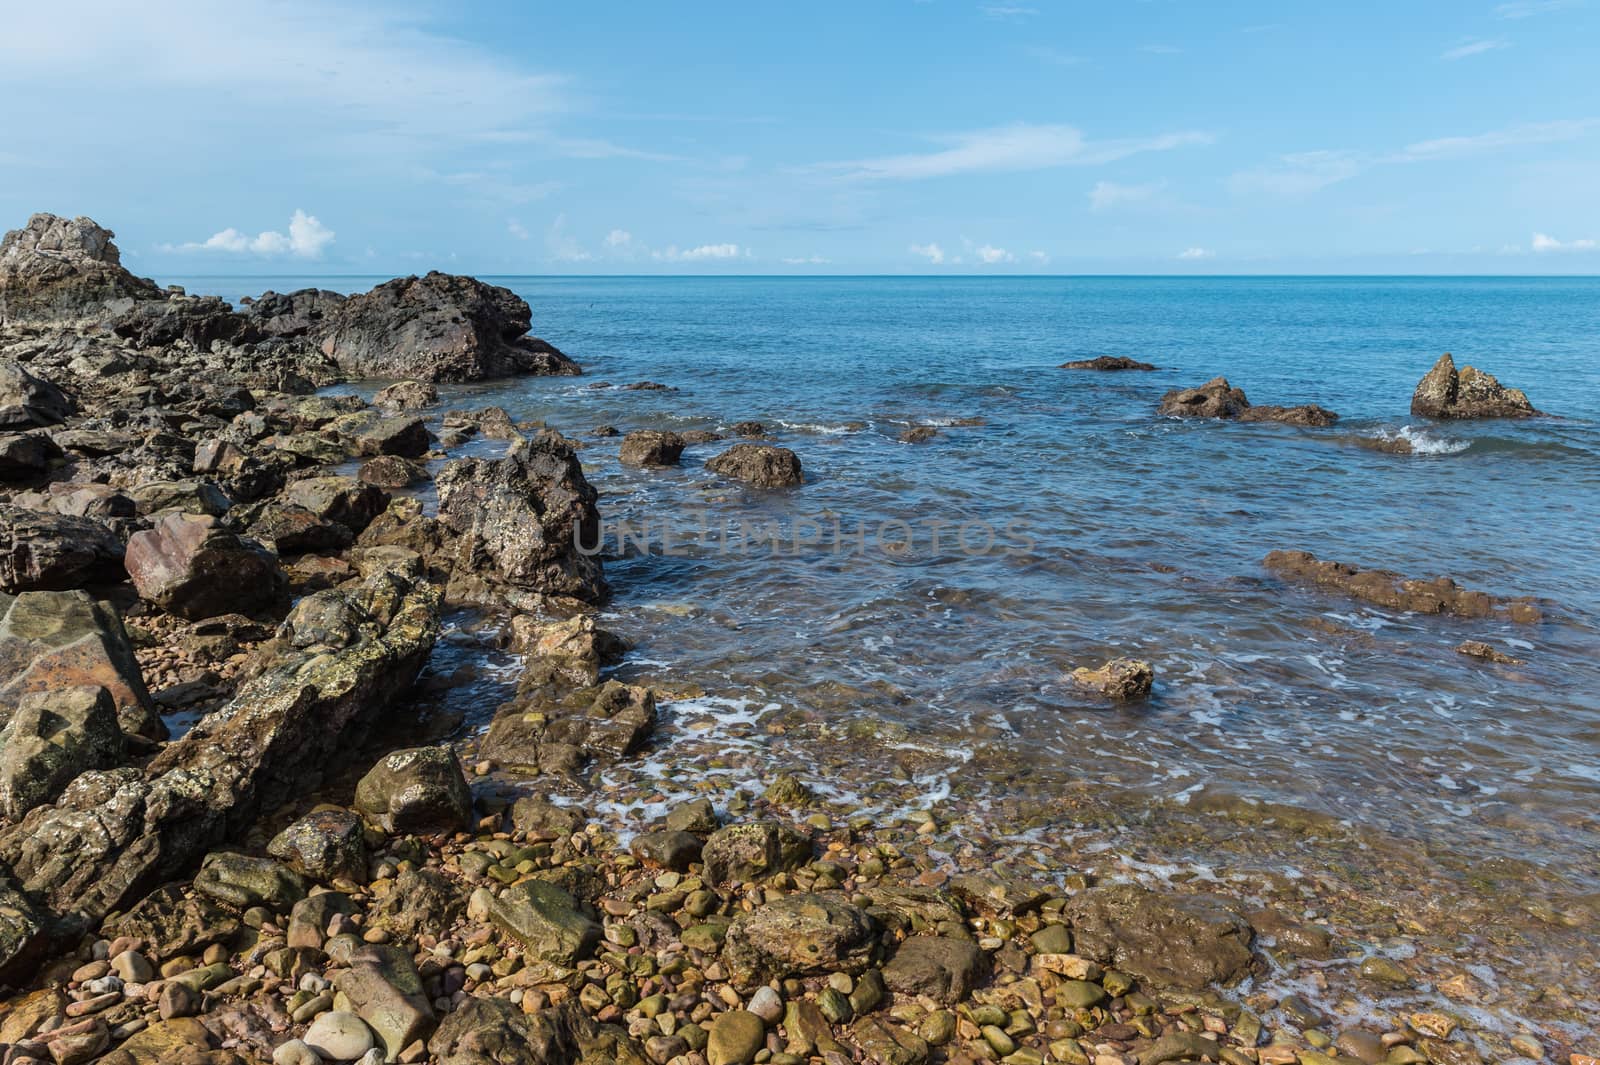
<box><xmin>1237</xmin><ymin>403</ymin><xmax>1340</xmax><ymax>427</ymax></box>
<box><xmin>1066</xmin><ymin>883</ymin><xmax>1256</xmax><ymax>990</ymax></box>
<box><xmin>320</xmin><ymin>271</ymin><xmax>580</xmax><ymax>382</ymax></box>
<box><xmin>1070</xmin><ymin>657</ymin><xmax>1155</xmax><ymax>700</ymax></box>
<box><xmin>706</xmin><ymin>443</ymin><xmax>804</xmax><ymax>487</ymax></box>
<box><xmin>1060</xmin><ymin>355</ymin><xmax>1156</xmax><ymax>371</ymax></box>
<box><xmin>1159</xmin><ymin>376</ymin><xmax>1338</xmax><ymax>425</ymax></box>
<box><xmin>480</xmin><ymin>678</ymin><xmax>655</xmax><ymax>778</ymax></box>
<box><xmin>1263</xmin><ymin>549</ymin><xmax>1544</xmax><ymax>623</ymax></box>
<box><xmin>1411</xmin><ymin>352</ymin><xmax>1540</xmax><ymax>419</ymax></box>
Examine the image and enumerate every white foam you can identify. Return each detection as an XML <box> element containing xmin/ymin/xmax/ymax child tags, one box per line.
<box><xmin>1373</xmin><ymin>425</ymin><xmax>1471</xmax><ymax>456</ymax></box>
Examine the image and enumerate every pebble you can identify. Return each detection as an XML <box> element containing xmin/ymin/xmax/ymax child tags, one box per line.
<box><xmin>706</xmin><ymin>1010</ymin><xmax>766</xmax><ymax>1065</ymax></box>
<box><xmin>110</xmin><ymin>951</ymin><xmax>154</xmax><ymax>984</ymax></box>
<box><xmin>274</xmin><ymin>1039</ymin><xmax>324</xmax><ymax>1065</ymax></box>
<box><xmin>304</xmin><ymin>1010</ymin><xmax>375</xmax><ymax>1061</ymax></box>
<box><xmin>748</xmin><ymin>986</ymin><xmax>784</xmax><ymax>1024</ymax></box>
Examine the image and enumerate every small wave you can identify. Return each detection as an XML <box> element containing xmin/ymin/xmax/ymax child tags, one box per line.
<box><xmin>774</xmin><ymin>419</ymin><xmax>863</xmax><ymax>435</ymax></box>
<box><xmin>1362</xmin><ymin>425</ymin><xmax>1471</xmax><ymax>456</ymax></box>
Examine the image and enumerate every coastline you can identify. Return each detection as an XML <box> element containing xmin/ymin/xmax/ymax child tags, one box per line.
<box><xmin>0</xmin><ymin>214</ymin><xmax>1594</xmax><ymax>1065</ymax></box>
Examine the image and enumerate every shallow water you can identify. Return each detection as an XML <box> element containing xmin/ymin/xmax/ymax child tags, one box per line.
<box><xmin>189</xmin><ymin>274</ymin><xmax>1600</xmax><ymax>1032</ymax></box>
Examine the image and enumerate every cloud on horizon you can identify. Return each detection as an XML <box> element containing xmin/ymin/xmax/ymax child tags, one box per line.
<box><xmin>818</xmin><ymin>123</ymin><xmax>1213</xmax><ymax>181</ymax></box>
<box><xmin>165</xmin><ymin>210</ymin><xmax>334</xmax><ymax>257</ymax></box>
<box><xmin>1532</xmin><ymin>231</ymin><xmax>1597</xmax><ymax>251</ymax></box>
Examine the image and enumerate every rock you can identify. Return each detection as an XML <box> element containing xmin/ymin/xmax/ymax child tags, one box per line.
<box><xmin>851</xmin><ymin>1017</ymin><xmax>930</xmax><ymax>1065</ymax></box>
<box><xmin>193</xmin><ymin>852</ymin><xmax>307</xmax><ymax>911</ymax></box>
<box><xmin>0</xmin><ymin>590</ymin><xmax>161</xmax><ymax>741</ymax></box>
<box><xmin>0</xmin><ymin>871</ymin><xmax>49</xmax><ymax>985</ymax></box>
<box><xmin>899</xmin><ymin>426</ymin><xmax>938</xmax><ymax>444</ymax></box>
<box><xmin>353</xmin><ymin>745</ymin><xmax>472</xmax><ymax>835</ymax></box>
<box><xmin>286</xmin><ymin>890</ymin><xmax>358</xmax><ymax>949</ymax></box>
<box><xmin>479</xmin><ymin>678</ymin><xmax>654</xmax><ymax>778</ymax></box>
<box><xmin>268</xmin><ymin>808</ymin><xmax>368</xmax><ymax>883</ymax></box>
<box><xmin>620</xmin><ymin>430</ymin><xmax>686</xmax><ymax>467</ymax></box>
<box><xmin>0</xmin><ymin>361</ymin><xmax>73</xmax><ymax>427</ymax></box>
<box><xmin>882</xmin><ymin>936</ymin><xmax>989</xmax><ymax>1005</ymax></box>
<box><xmin>731</xmin><ymin>421</ymin><xmax>766</xmax><ymax>438</ymax></box>
<box><xmin>352</xmin><ymin>415</ymin><xmax>429</xmax><ymax>458</ymax></box>
<box><xmin>128</xmin><ymin>480</ymin><xmax>232</xmax><ymax>518</ymax></box>
<box><xmin>508</xmin><ymin>795</ymin><xmax>585</xmax><ymax>838</ymax></box>
<box><xmin>1455</xmin><ymin>639</ymin><xmax>1523</xmax><ymax>665</ymax></box>
<box><xmin>507</xmin><ymin>613</ymin><xmax>629</xmax><ymax>686</ymax></box>
<box><xmin>333</xmin><ymin>944</ymin><xmax>435</xmax><ymax>1061</ymax></box>
<box><xmin>1139</xmin><ymin>1032</ymin><xmax>1221</xmax><ymax>1065</ymax></box>
<box><xmin>489</xmin><ymin>879</ymin><xmax>601</xmax><ymax>964</ymax></box>
<box><xmin>442</xmin><ymin>406</ymin><xmax>519</xmax><ymax>441</ymax></box>
<box><xmin>304</xmin><ymin>1011</ymin><xmax>375</xmax><ymax>1062</ymax></box>
<box><xmin>282</xmin><ymin>477</ymin><xmax>389</xmax><ymax>535</ymax></box>
<box><xmin>1263</xmin><ymin>550</ymin><xmax>1543</xmax><ymax>623</ymax></box>
<box><xmin>435</xmin><ymin>432</ymin><xmax>606</xmax><ymax>605</ymax></box>
<box><xmin>705</xmin><ymin>443</ymin><xmax>803</xmax><ymax>487</ymax></box>
<box><xmin>0</xmin><ymin>431</ymin><xmax>58</xmax><ymax>480</ymax></box>
<box><xmin>629</xmin><ymin>830</ymin><xmax>703</xmax><ymax>871</ymax></box>
<box><xmin>427</xmin><ymin>997</ymin><xmax>639</xmax><ymax>1065</ymax></box>
<box><xmin>1334</xmin><ymin>1030</ymin><xmax>1387</xmax><ymax>1065</ymax></box>
<box><xmin>370</xmin><ymin>867</ymin><xmax>466</xmax><ymax>940</ymax></box>
<box><xmin>1060</xmin><ymin>356</ymin><xmax>1156</xmax><ymax>371</ymax></box>
<box><xmin>0</xmin><ymin>506</ymin><xmax>124</xmax><ymax>591</ymax></box>
<box><xmin>724</xmin><ymin>892</ymin><xmax>879</xmax><ymax>980</ymax></box>
<box><xmin>666</xmin><ymin>797</ymin><xmax>719</xmax><ymax>836</ymax></box>
<box><xmin>357</xmin><ymin>455</ymin><xmax>426</xmax><ymax>489</ymax></box>
<box><xmin>125</xmin><ymin>512</ymin><xmax>288</xmax><ymax>620</ymax></box>
<box><xmin>707</xmin><ymin>1011</ymin><xmax>766</xmax><ymax>1065</ymax></box>
<box><xmin>1411</xmin><ymin>353</ymin><xmax>1540</xmax><ymax>419</ymax></box>
<box><xmin>1158</xmin><ymin>377</ymin><xmax>1251</xmax><ymax>419</ymax></box>
<box><xmin>747</xmin><ymin>986</ymin><xmax>784</xmax><ymax>1024</ymax></box>
<box><xmin>102</xmin><ymin>883</ymin><xmax>240</xmax><ymax>957</ymax></box>
<box><xmin>249</xmin><ymin>505</ymin><xmax>355</xmax><ymax>555</ymax></box>
<box><xmin>110</xmin><ymin>948</ymin><xmax>154</xmax><ymax>982</ymax></box>
<box><xmin>320</xmin><ymin>272</ymin><xmax>580</xmax><ymax>382</ymax></box>
<box><xmin>701</xmin><ymin>820</ymin><xmax>812</xmax><ymax>885</ymax></box>
<box><xmin>241</xmin><ymin>287</ymin><xmax>347</xmax><ymax>340</ymax></box>
<box><xmin>158</xmin><ymin>980</ymin><xmax>202</xmax><ymax>1019</ymax></box>
<box><xmin>273</xmin><ymin>1039</ymin><xmax>322</xmax><ymax>1065</ymax></box>
<box><xmin>1238</xmin><ymin>404</ymin><xmax>1341</xmax><ymax>426</ymax></box>
<box><xmin>0</xmin><ymin>686</ymin><xmax>125</xmax><ymax>819</ymax></box>
<box><xmin>373</xmin><ymin>380</ymin><xmax>438</xmax><ymax>413</ymax></box>
<box><xmin>1069</xmin><ymin>657</ymin><xmax>1154</xmax><ymax>700</ymax></box>
<box><xmin>0</xmin><ymin>213</ymin><xmax>162</xmax><ymax>323</ymax></box>
<box><xmin>1065</xmin><ymin>884</ymin><xmax>1255</xmax><ymax>990</ymax></box>
<box><xmin>0</xmin><ymin>560</ymin><xmax>439</xmax><ymax>926</ymax></box>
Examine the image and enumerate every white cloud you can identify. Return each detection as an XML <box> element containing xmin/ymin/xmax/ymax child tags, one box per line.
<box><xmin>653</xmin><ymin>243</ymin><xmax>743</xmax><ymax>261</ymax></box>
<box><xmin>781</xmin><ymin>256</ymin><xmax>832</xmax><ymax>265</ymax></box>
<box><xmin>1229</xmin><ymin>150</ymin><xmax>1367</xmax><ymax>198</ymax></box>
<box><xmin>1028</xmin><ymin>250</ymin><xmax>1051</xmax><ymax>264</ymax></box>
<box><xmin>1441</xmin><ymin>38</ymin><xmax>1509</xmax><ymax>60</ymax></box>
<box><xmin>980</xmin><ymin>5</ymin><xmax>1038</xmax><ymax>17</ymax></box>
<box><xmin>1177</xmin><ymin>247</ymin><xmax>1214</xmax><ymax>260</ymax></box>
<box><xmin>170</xmin><ymin>209</ymin><xmax>334</xmax><ymax>257</ymax></box>
<box><xmin>1392</xmin><ymin>118</ymin><xmax>1600</xmax><ymax>161</ymax></box>
<box><xmin>1531</xmin><ymin>232</ymin><xmax>1597</xmax><ymax>251</ymax></box>
<box><xmin>545</xmin><ymin>214</ymin><xmax>591</xmax><ymax>262</ymax></box>
<box><xmin>819</xmin><ymin>123</ymin><xmax>1212</xmax><ymax>181</ymax></box>
<box><xmin>507</xmin><ymin>219</ymin><xmax>530</xmax><ymax>240</ymax></box>
<box><xmin>605</xmin><ymin>229</ymin><xmax>634</xmax><ymax>248</ymax></box>
<box><xmin>910</xmin><ymin>243</ymin><xmax>947</xmax><ymax>264</ymax></box>
<box><xmin>1496</xmin><ymin>0</ymin><xmax>1580</xmax><ymax>17</ymax></box>
<box><xmin>1089</xmin><ymin>180</ymin><xmax>1168</xmax><ymax>211</ymax></box>
<box><xmin>976</xmin><ymin>245</ymin><xmax>1014</xmax><ymax>264</ymax></box>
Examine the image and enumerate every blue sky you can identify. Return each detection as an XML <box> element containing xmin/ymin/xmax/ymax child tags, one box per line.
<box><xmin>2</xmin><ymin>0</ymin><xmax>1598</xmax><ymax>275</ymax></box>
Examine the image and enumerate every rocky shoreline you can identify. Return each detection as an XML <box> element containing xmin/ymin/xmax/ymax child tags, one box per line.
<box><xmin>0</xmin><ymin>213</ymin><xmax>1590</xmax><ymax>1065</ymax></box>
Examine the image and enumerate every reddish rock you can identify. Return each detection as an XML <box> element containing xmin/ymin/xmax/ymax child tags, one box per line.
<box><xmin>124</xmin><ymin>512</ymin><xmax>287</xmax><ymax>620</ymax></box>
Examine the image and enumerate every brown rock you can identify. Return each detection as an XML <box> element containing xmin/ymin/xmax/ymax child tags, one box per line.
<box><xmin>619</xmin><ymin>429</ymin><xmax>686</xmax><ymax>467</ymax></box>
<box><xmin>1060</xmin><ymin>356</ymin><xmax>1156</xmax><ymax>371</ymax></box>
<box><xmin>124</xmin><ymin>512</ymin><xmax>287</xmax><ymax>620</ymax></box>
<box><xmin>706</xmin><ymin>443</ymin><xmax>803</xmax><ymax>488</ymax></box>
<box><xmin>1070</xmin><ymin>657</ymin><xmax>1154</xmax><ymax>700</ymax></box>
<box><xmin>1264</xmin><ymin>549</ymin><xmax>1544</xmax><ymax>623</ymax></box>
<box><xmin>1411</xmin><ymin>352</ymin><xmax>1540</xmax><ymax>419</ymax></box>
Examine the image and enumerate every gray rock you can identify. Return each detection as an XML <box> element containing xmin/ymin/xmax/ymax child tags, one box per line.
<box><xmin>0</xmin><ymin>685</ymin><xmax>125</xmax><ymax>820</ymax></box>
<box><xmin>427</xmin><ymin>997</ymin><xmax>638</xmax><ymax>1065</ymax></box>
<box><xmin>629</xmin><ymin>830</ymin><xmax>702</xmax><ymax>871</ymax></box>
<box><xmin>353</xmin><ymin>745</ymin><xmax>472</xmax><ymax>835</ymax></box>
<box><xmin>700</xmin><ymin>820</ymin><xmax>812</xmax><ymax>885</ymax></box>
<box><xmin>370</xmin><ymin>867</ymin><xmax>466</xmax><ymax>941</ymax></box>
<box><xmin>724</xmin><ymin>892</ymin><xmax>879</xmax><ymax>980</ymax></box>
<box><xmin>0</xmin><ymin>213</ymin><xmax>162</xmax><ymax>323</ymax></box>
<box><xmin>0</xmin><ymin>361</ymin><xmax>73</xmax><ymax>428</ymax></box>
<box><xmin>882</xmin><ymin>936</ymin><xmax>988</xmax><ymax>1005</ymax></box>
<box><xmin>0</xmin><ymin>505</ymin><xmax>124</xmax><ymax>592</ymax></box>
<box><xmin>268</xmin><ymin>807</ymin><xmax>367</xmax><ymax>884</ymax></box>
<box><xmin>282</xmin><ymin>476</ymin><xmax>389</xmax><ymax>535</ymax></box>
<box><xmin>705</xmin><ymin>443</ymin><xmax>803</xmax><ymax>488</ymax></box>
<box><xmin>1065</xmin><ymin>883</ymin><xmax>1256</xmax><ymax>990</ymax></box>
<box><xmin>333</xmin><ymin>944</ymin><xmax>435</xmax><ymax>1061</ymax></box>
<box><xmin>488</xmin><ymin>879</ymin><xmax>601</xmax><ymax>965</ymax></box>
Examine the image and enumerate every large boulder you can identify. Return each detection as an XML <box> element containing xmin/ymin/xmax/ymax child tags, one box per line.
<box><xmin>435</xmin><ymin>431</ymin><xmax>606</xmax><ymax>606</ymax></box>
<box><xmin>1411</xmin><ymin>352</ymin><xmax>1540</xmax><ymax>419</ymax></box>
<box><xmin>620</xmin><ymin>429</ymin><xmax>685</xmax><ymax>468</ymax></box>
<box><xmin>0</xmin><ymin>361</ymin><xmax>73</xmax><ymax>428</ymax></box>
<box><xmin>0</xmin><ymin>213</ymin><xmax>162</xmax><ymax>323</ymax></box>
<box><xmin>239</xmin><ymin>288</ymin><xmax>346</xmax><ymax>339</ymax></box>
<box><xmin>0</xmin><ymin>432</ymin><xmax>61</xmax><ymax>481</ymax></box>
<box><xmin>333</xmin><ymin>943</ymin><xmax>435</xmax><ymax>1060</ymax></box>
<box><xmin>0</xmin><ymin>686</ymin><xmax>125</xmax><ymax>820</ymax></box>
<box><xmin>724</xmin><ymin>892</ymin><xmax>880</xmax><ymax>981</ymax></box>
<box><xmin>480</xmin><ymin>678</ymin><xmax>655</xmax><ymax>779</ymax></box>
<box><xmin>705</xmin><ymin>443</ymin><xmax>804</xmax><ymax>488</ymax></box>
<box><xmin>320</xmin><ymin>271</ymin><xmax>580</xmax><ymax>382</ymax></box>
<box><xmin>1158</xmin><ymin>376</ymin><xmax>1250</xmax><ymax>418</ymax></box>
<box><xmin>353</xmin><ymin>745</ymin><xmax>472</xmax><ymax>835</ymax></box>
<box><xmin>881</xmin><ymin>936</ymin><xmax>989</xmax><ymax>1005</ymax></box>
<box><xmin>0</xmin><ymin>505</ymin><xmax>125</xmax><ymax>592</ymax></box>
<box><xmin>487</xmin><ymin>879</ymin><xmax>602</xmax><ymax>965</ymax></box>
<box><xmin>700</xmin><ymin>820</ymin><xmax>812</xmax><ymax>885</ymax></box>
<box><xmin>0</xmin><ymin>558</ymin><xmax>439</xmax><ymax>938</ymax></box>
<box><xmin>0</xmin><ymin>590</ymin><xmax>160</xmax><ymax>741</ymax></box>
<box><xmin>282</xmin><ymin>476</ymin><xmax>389</xmax><ymax>534</ymax></box>
<box><xmin>1065</xmin><ymin>884</ymin><xmax>1256</xmax><ymax>990</ymax></box>
<box><xmin>124</xmin><ymin>512</ymin><xmax>288</xmax><ymax>620</ymax></box>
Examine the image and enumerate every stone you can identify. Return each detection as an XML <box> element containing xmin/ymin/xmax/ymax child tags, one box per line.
<box><xmin>666</xmin><ymin>797</ymin><xmax>719</xmax><ymax>836</ymax></box>
<box><xmin>128</xmin><ymin>480</ymin><xmax>232</xmax><ymax>518</ymax></box>
<box><xmin>1069</xmin><ymin>658</ymin><xmax>1154</xmax><ymax>700</ymax></box>
<box><xmin>882</xmin><ymin>936</ymin><xmax>989</xmax><ymax>1005</ymax></box>
<box><xmin>0</xmin><ymin>606</ymin><xmax>142</xmax><ymax>748</ymax></box>
<box><xmin>705</xmin><ymin>443</ymin><xmax>803</xmax><ymax>487</ymax></box>
<box><xmin>707</xmin><ymin>1010</ymin><xmax>766</xmax><ymax>1065</ymax></box>
<box><xmin>354</xmin><ymin>416</ymin><xmax>429</xmax><ymax>458</ymax></box>
<box><xmin>1065</xmin><ymin>884</ymin><xmax>1255</xmax><ymax>990</ymax></box>
<box><xmin>283</xmin><ymin>477</ymin><xmax>389</xmax><ymax>535</ymax></box>
<box><xmin>273</xmin><ymin>1039</ymin><xmax>322</xmax><ymax>1065</ymax></box>
<box><xmin>1455</xmin><ymin>639</ymin><xmax>1522</xmax><ymax>665</ymax></box>
<box><xmin>321</xmin><ymin>272</ymin><xmax>580</xmax><ymax>382</ymax></box>
<box><xmin>435</xmin><ymin>432</ymin><xmax>606</xmax><ymax>605</ymax></box>
<box><xmin>1060</xmin><ymin>356</ymin><xmax>1157</xmax><ymax>371</ymax></box>
<box><xmin>620</xmin><ymin>430</ymin><xmax>686</xmax><ymax>467</ymax></box>
<box><xmin>0</xmin><ymin>213</ymin><xmax>162</xmax><ymax>323</ymax></box>
<box><xmin>110</xmin><ymin>948</ymin><xmax>154</xmax><ymax>982</ymax></box>
<box><xmin>1237</xmin><ymin>404</ymin><xmax>1340</xmax><ymax>427</ymax></box>
<box><xmin>724</xmin><ymin>892</ymin><xmax>879</xmax><ymax>980</ymax></box>
<box><xmin>304</xmin><ymin>1011</ymin><xmax>375</xmax><ymax>1061</ymax></box>
<box><xmin>1263</xmin><ymin>550</ymin><xmax>1543</xmax><ymax>623</ymax></box>
<box><xmin>268</xmin><ymin>808</ymin><xmax>368</xmax><ymax>884</ymax></box>
<box><xmin>1139</xmin><ymin>1032</ymin><xmax>1220</xmax><ymax>1065</ymax></box>
<box><xmin>0</xmin><ymin>506</ymin><xmax>124</xmax><ymax>592</ymax></box>
<box><xmin>124</xmin><ymin>513</ymin><xmax>288</xmax><ymax>620</ymax></box>
<box><xmin>0</xmin><ymin>871</ymin><xmax>49</xmax><ymax>985</ymax></box>
<box><xmin>507</xmin><ymin>613</ymin><xmax>628</xmax><ymax>686</ymax></box>
<box><xmin>629</xmin><ymin>829</ymin><xmax>703</xmax><ymax>871</ymax></box>
<box><xmin>748</xmin><ymin>986</ymin><xmax>784</xmax><ymax>1024</ymax></box>
<box><xmin>700</xmin><ymin>820</ymin><xmax>812</xmax><ymax>884</ymax></box>
<box><xmin>1333</xmin><ymin>1030</ymin><xmax>1387</xmax><ymax>1065</ymax></box>
<box><xmin>333</xmin><ymin>944</ymin><xmax>435</xmax><ymax>1061</ymax></box>
<box><xmin>479</xmin><ymin>678</ymin><xmax>655</xmax><ymax>779</ymax></box>
<box><xmin>0</xmin><ymin>685</ymin><xmax>125</xmax><ymax>819</ymax></box>
<box><xmin>193</xmin><ymin>852</ymin><xmax>307</xmax><ymax>911</ymax></box>
<box><xmin>353</xmin><ymin>745</ymin><xmax>472</xmax><ymax>835</ymax></box>
<box><xmin>1411</xmin><ymin>353</ymin><xmax>1540</xmax><ymax>419</ymax></box>
<box><xmin>373</xmin><ymin>380</ymin><xmax>438</xmax><ymax>413</ymax></box>
<box><xmin>249</xmin><ymin>504</ymin><xmax>356</xmax><ymax>555</ymax></box>
<box><xmin>488</xmin><ymin>879</ymin><xmax>601</xmax><ymax>965</ymax></box>
<box><xmin>287</xmin><ymin>891</ymin><xmax>359</xmax><ymax>950</ymax></box>
<box><xmin>850</xmin><ymin>1017</ymin><xmax>930</xmax><ymax>1065</ymax></box>
<box><xmin>369</xmin><ymin>867</ymin><xmax>466</xmax><ymax>940</ymax></box>
<box><xmin>1158</xmin><ymin>377</ymin><xmax>1251</xmax><ymax>419</ymax></box>
<box><xmin>103</xmin><ymin>883</ymin><xmax>240</xmax><ymax>957</ymax></box>
<box><xmin>0</xmin><ymin>561</ymin><xmax>439</xmax><ymax>926</ymax></box>
<box><xmin>427</xmin><ymin>997</ymin><xmax>641</xmax><ymax>1065</ymax></box>
<box><xmin>0</xmin><ymin>431</ymin><xmax>59</xmax><ymax>480</ymax></box>
<box><xmin>358</xmin><ymin>455</ymin><xmax>426</xmax><ymax>489</ymax></box>
<box><xmin>0</xmin><ymin>361</ymin><xmax>73</xmax><ymax>427</ymax></box>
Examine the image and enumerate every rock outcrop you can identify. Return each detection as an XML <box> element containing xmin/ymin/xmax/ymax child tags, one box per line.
<box><xmin>1263</xmin><ymin>549</ymin><xmax>1544</xmax><ymax>623</ymax></box>
<box><xmin>0</xmin><ymin>686</ymin><xmax>125</xmax><ymax>820</ymax></box>
<box><xmin>1060</xmin><ymin>356</ymin><xmax>1156</xmax><ymax>371</ymax></box>
<box><xmin>706</xmin><ymin>443</ymin><xmax>804</xmax><ymax>487</ymax></box>
<box><xmin>320</xmin><ymin>272</ymin><xmax>580</xmax><ymax>382</ymax></box>
<box><xmin>0</xmin><ymin>557</ymin><xmax>439</xmax><ymax>945</ymax></box>
<box><xmin>0</xmin><ymin>214</ymin><xmax>162</xmax><ymax>323</ymax></box>
<box><xmin>435</xmin><ymin>431</ymin><xmax>606</xmax><ymax>607</ymax></box>
<box><xmin>1410</xmin><ymin>353</ymin><xmax>1540</xmax><ymax>419</ymax></box>
<box><xmin>1159</xmin><ymin>376</ymin><xmax>1339</xmax><ymax>425</ymax></box>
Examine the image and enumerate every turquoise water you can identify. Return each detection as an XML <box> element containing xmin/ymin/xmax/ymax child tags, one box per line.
<box><xmin>188</xmin><ymin>274</ymin><xmax>1600</xmax><ymax>914</ymax></box>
